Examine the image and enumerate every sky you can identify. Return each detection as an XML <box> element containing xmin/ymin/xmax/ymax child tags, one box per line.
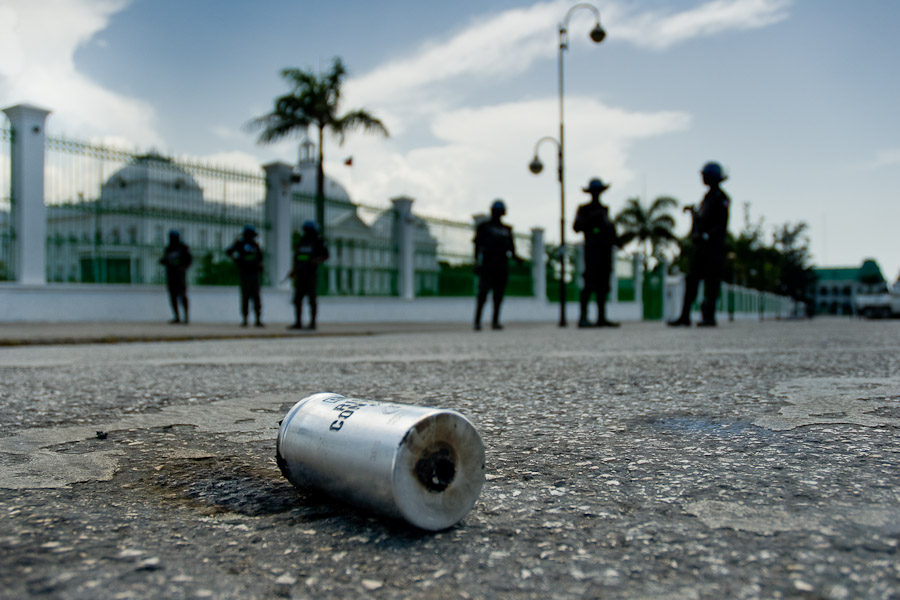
<box><xmin>1</xmin><ymin>0</ymin><xmax>898</xmax><ymax>281</ymax></box>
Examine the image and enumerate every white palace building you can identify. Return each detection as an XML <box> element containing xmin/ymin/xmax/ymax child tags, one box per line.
<box><xmin>38</xmin><ymin>141</ymin><xmax>440</xmax><ymax>296</ymax></box>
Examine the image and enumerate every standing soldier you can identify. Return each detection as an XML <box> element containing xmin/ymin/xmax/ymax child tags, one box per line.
<box><xmin>668</xmin><ymin>161</ymin><xmax>731</xmax><ymax>327</ymax></box>
<box><xmin>288</xmin><ymin>220</ymin><xmax>329</xmax><ymax>331</ymax></box>
<box><xmin>226</xmin><ymin>224</ymin><xmax>264</xmax><ymax>327</ymax></box>
<box><xmin>159</xmin><ymin>229</ymin><xmax>192</xmax><ymax>324</ymax></box>
<box><xmin>474</xmin><ymin>200</ymin><xmax>522</xmax><ymax>331</ymax></box>
<box><xmin>574</xmin><ymin>178</ymin><xmax>621</xmax><ymax>328</ymax></box>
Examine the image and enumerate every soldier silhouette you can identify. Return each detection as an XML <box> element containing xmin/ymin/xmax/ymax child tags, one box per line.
<box><xmin>159</xmin><ymin>229</ymin><xmax>192</xmax><ymax>324</ymax></box>
<box><xmin>226</xmin><ymin>225</ymin><xmax>264</xmax><ymax>327</ymax></box>
<box><xmin>287</xmin><ymin>220</ymin><xmax>329</xmax><ymax>330</ymax></box>
<box><xmin>473</xmin><ymin>200</ymin><xmax>522</xmax><ymax>330</ymax></box>
<box><xmin>573</xmin><ymin>178</ymin><xmax>622</xmax><ymax>327</ymax></box>
<box><xmin>669</xmin><ymin>162</ymin><xmax>731</xmax><ymax>327</ymax></box>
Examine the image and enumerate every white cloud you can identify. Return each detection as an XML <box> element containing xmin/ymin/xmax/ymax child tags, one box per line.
<box><xmin>346</xmin><ymin>0</ymin><xmax>567</xmax><ymax>108</ymax></box>
<box><xmin>868</xmin><ymin>148</ymin><xmax>900</xmax><ymax>169</ymax></box>
<box><xmin>612</xmin><ymin>0</ymin><xmax>791</xmax><ymax>50</ymax></box>
<box><xmin>333</xmin><ymin>96</ymin><xmax>690</xmax><ymax>236</ymax></box>
<box><xmin>0</xmin><ymin>0</ymin><xmax>161</xmax><ymax>147</ymax></box>
<box><xmin>337</xmin><ymin>1</ymin><xmax>773</xmax><ymax>236</ymax></box>
<box><xmin>346</xmin><ymin>0</ymin><xmax>791</xmax><ymax>112</ymax></box>
<box><xmin>211</xmin><ymin>125</ymin><xmax>245</xmax><ymax>142</ymax></box>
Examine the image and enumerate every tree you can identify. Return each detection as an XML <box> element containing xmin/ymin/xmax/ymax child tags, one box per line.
<box><xmin>614</xmin><ymin>196</ymin><xmax>679</xmax><ymax>267</ymax></box>
<box><xmin>711</xmin><ymin>202</ymin><xmax>816</xmax><ymax>309</ymax></box>
<box><xmin>772</xmin><ymin>221</ymin><xmax>816</xmax><ymax>303</ymax></box>
<box><xmin>247</xmin><ymin>57</ymin><xmax>389</xmax><ymax>237</ymax></box>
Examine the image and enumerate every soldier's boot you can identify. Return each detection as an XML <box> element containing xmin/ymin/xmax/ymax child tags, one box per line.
<box><xmin>597</xmin><ymin>303</ymin><xmax>619</xmax><ymax>327</ymax></box>
<box><xmin>474</xmin><ymin>295</ymin><xmax>486</xmax><ymax>331</ymax></box>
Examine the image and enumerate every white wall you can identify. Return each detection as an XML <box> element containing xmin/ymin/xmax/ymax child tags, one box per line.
<box><xmin>0</xmin><ymin>283</ymin><xmax>643</xmax><ymax>324</ymax></box>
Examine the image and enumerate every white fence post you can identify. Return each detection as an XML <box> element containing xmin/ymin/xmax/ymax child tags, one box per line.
<box><xmin>391</xmin><ymin>196</ymin><xmax>414</xmax><ymax>300</ymax></box>
<box><xmin>632</xmin><ymin>252</ymin><xmax>643</xmax><ymax>318</ymax></box>
<box><xmin>658</xmin><ymin>259</ymin><xmax>668</xmax><ymax>321</ymax></box>
<box><xmin>262</xmin><ymin>162</ymin><xmax>294</xmax><ymax>290</ymax></box>
<box><xmin>530</xmin><ymin>227</ymin><xmax>546</xmax><ymax>301</ymax></box>
<box><xmin>608</xmin><ymin>247</ymin><xmax>618</xmax><ymax>303</ymax></box>
<box><xmin>665</xmin><ymin>271</ymin><xmax>684</xmax><ymax>322</ymax></box>
<box><xmin>575</xmin><ymin>243</ymin><xmax>585</xmax><ymax>292</ymax></box>
<box><xmin>3</xmin><ymin>104</ymin><xmax>51</xmax><ymax>285</ymax></box>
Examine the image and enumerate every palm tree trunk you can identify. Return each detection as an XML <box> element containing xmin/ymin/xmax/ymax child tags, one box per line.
<box><xmin>316</xmin><ymin>126</ymin><xmax>326</xmax><ymax>238</ymax></box>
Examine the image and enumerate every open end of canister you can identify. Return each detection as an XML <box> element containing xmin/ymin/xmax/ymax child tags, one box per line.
<box><xmin>394</xmin><ymin>411</ymin><xmax>485</xmax><ymax>531</ymax></box>
<box><xmin>415</xmin><ymin>446</ymin><xmax>456</xmax><ymax>492</ymax></box>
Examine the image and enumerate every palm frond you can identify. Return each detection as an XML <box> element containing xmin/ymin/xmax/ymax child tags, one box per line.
<box><xmin>251</xmin><ymin>57</ymin><xmax>387</xmax><ymax>160</ymax></box>
<box><xmin>650</xmin><ymin>214</ymin><xmax>676</xmax><ymax>230</ymax></box>
<box><xmin>649</xmin><ymin>196</ymin><xmax>678</xmax><ymax>214</ymax></box>
<box><xmin>332</xmin><ymin>110</ymin><xmax>390</xmax><ymax>144</ymax></box>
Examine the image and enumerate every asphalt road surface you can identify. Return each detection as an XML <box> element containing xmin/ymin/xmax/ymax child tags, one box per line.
<box><xmin>1</xmin><ymin>319</ymin><xmax>898</xmax><ymax>599</ymax></box>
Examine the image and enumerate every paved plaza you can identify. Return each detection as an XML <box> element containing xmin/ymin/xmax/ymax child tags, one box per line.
<box><xmin>1</xmin><ymin>318</ymin><xmax>899</xmax><ymax>599</ymax></box>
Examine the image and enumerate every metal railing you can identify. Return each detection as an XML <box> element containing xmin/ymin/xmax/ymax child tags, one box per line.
<box><xmin>10</xmin><ymin>129</ymin><xmax>540</xmax><ymax>298</ymax></box>
<box><xmin>417</xmin><ymin>214</ymin><xmax>536</xmax><ymax>297</ymax></box>
<box><xmin>43</xmin><ymin>134</ymin><xmax>267</xmax><ymax>284</ymax></box>
<box><xmin>721</xmin><ymin>283</ymin><xmax>796</xmax><ymax>319</ymax></box>
<box><xmin>293</xmin><ymin>196</ymin><xmax>400</xmax><ymax>296</ymax></box>
<box><xmin>684</xmin><ymin>282</ymin><xmax>796</xmax><ymax>320</ymax></box>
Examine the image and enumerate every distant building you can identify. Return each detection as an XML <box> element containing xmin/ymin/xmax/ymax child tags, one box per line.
<box><xmin>813</xmin><ymin>259</ymin><xmax>886</xmax><ymax>315</ymax></box>
<box><xmin>292</xmin><ymin>141</ymin><xmax>439</xmax><ymax>296</ymax></box>
<box><xmin>39</xmin><ymin>147</ymin><xmax>439</xmax><ymax>294</ymax></box>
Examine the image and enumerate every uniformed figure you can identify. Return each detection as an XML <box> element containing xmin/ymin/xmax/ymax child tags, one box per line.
<box><xmin>226</xmin><ymin>224</ymin><xmax>264</xmax><ymax>327</ymax></box>
<box><xmin>473</xmin><ymin>200</ymin><xmax>522</xmax><ymax>330</ymax></box>
<box><xmin>574</xmin><ymin>178</ymin><xmax>621</xmax><ymax>328</ymax></box>
<box><xmin>668</xmin><ymin>162</ymin><xmax>731</xmax><ymax>327</ymax></box>
<box><xmin>159</xmin><ymin>229</ymin><xmax>192</xmax><ymax>324</ymax></box>
<box><xmin>288</xmin><ymin>220</ymin><xmax>329</xmax><ymax>331</ymax></box>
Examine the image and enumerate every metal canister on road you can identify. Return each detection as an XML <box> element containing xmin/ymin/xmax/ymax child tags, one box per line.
<box><xmin>276</xmin><ymin>393</ymin><xmax>486</xmax><ymax>531</ymax></box>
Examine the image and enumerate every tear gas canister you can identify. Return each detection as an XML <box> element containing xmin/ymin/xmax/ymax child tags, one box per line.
<box><xmin>276</xmin><ymin>392</ymin><xmax>485</xmax><ymax>531</ymax></box>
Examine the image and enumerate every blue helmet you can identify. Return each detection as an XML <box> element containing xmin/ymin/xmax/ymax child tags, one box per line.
<box><xmin>582</xmin><ymin>178</ymin><xmax>610</xmax><ymax>194</ymax></box>
<box><xmin>491</xmin><ymin>199</ymin><xmax>506</xmax><ymax>215</ymax></box>
<box><xmin>302</xmin><ymin>219</ymin><xmax>318</xmax><ymax>233</ymax></box>
<box><xmin>168</xmin><ymin>229</ymin><xmax>181</xmax><ymax>242</ymax></box>
<box><xmin>242</xmin><ymin>224</ymin><xmax>257</xmax><ymax>238</ymax></box>
<box><xmin>701</xmin><ymin>162</ymin><xmax>727</xmax><ymax>181</ymax></box>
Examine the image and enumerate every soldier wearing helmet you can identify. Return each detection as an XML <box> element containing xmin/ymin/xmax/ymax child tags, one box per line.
<box><xmin>159</xmin><ymin>229</ymin><xmax>192</xmax><ymax>324</ymax></box>
<box><xmin>226</xmin><ymin>224</ymin><xmax>264</xmax><ymax>327</ymax></box>
<box><xmin>574</xmin><ymin>178</ymin><xmax>622</xmax><ymax>327</ymax></box>
<box><xmin>287</xmin><ymin>220</ymin><xmax>329</xmax><ymax>330</ymax></box>
<box><xmin>668</xmin><ymin>161</ymin><xmax>731</xmax><ymax>327</ymax></box>
<box><xmin>473</xmin><ymin>199</ymin><xmax>522</xmax><ymax>330</ymax></box>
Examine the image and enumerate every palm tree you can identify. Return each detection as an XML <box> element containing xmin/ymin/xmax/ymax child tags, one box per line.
<box><xmin>247</xmin><ymin>57</ymin><xmax>389</xmax><ymax>236</ymax></box>
<box><xmin>614</xmin><ymin>196</ymin><xmax>679</xmax><ymax>267</ymax></box>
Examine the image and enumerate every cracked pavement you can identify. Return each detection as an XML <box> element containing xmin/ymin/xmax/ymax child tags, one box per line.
<box><xmin>1</xmin><ymin>318</ymin><xmax>898</xmax><ymax>599</ymax></box>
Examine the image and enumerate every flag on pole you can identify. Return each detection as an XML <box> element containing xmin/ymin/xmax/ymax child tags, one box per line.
<box><xmin>344</xmin><ymin>156</ymin><xmax>353</xmax><ymax>167</ymax></box>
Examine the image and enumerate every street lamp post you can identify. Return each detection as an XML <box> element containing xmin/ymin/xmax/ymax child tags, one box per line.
<box><xmin>530</xmin><ymin>3</ymin><xmax>605</xmax><ymax>327</ymax></box>
<box><xmin>529</xmin><ymin>136</ymin><xmax>564</xmax><ymax>325</ymax></box>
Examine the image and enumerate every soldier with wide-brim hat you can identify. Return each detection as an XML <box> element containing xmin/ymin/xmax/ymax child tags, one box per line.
<box><xmin>582</xmin><ymin>178</ymin><xmax>610</xmax><ymax>194</ymax></box>
<box><xmin>574</xmin><ymin>177</ymin><xmax>622</xmax><ymax>328</ymax></box>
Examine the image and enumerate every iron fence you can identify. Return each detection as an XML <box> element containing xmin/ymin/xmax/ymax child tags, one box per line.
<box><xmin>44</xmin><ymin>134</ymin><xmax>267</xmax><ymax>285</ymax></box>
<box><xmin>417</xmin><ymin>214</ymin><xmax>536</xmax><ymax>297</ymax></box>
<box><xmin>25</xmin><ymin>128</ymin><xmax>542</xmax><ymax>298</ymax></box>
<box><xmin>0</xmin><ymin>116</ymin><xmax>12</xmax><ymax>281</ymax></box>
<box><xmin>688</xmin><ymin>283</ymin><xmax>794</xmax><ymax>319</ymax></box>
<box><xmin>423</xmin><ymin>215</ymin><xmax>476</xmax><ymax>296</ymax></box>
<box><xmin>615</xmin><ymin>252</ymin><xmax>636</xmax><ymax>302</ymax></box>
<box><xmin>289</xmin><ymin>194</ymin><xmax>400</xmax><ymax>296</ymax></box>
